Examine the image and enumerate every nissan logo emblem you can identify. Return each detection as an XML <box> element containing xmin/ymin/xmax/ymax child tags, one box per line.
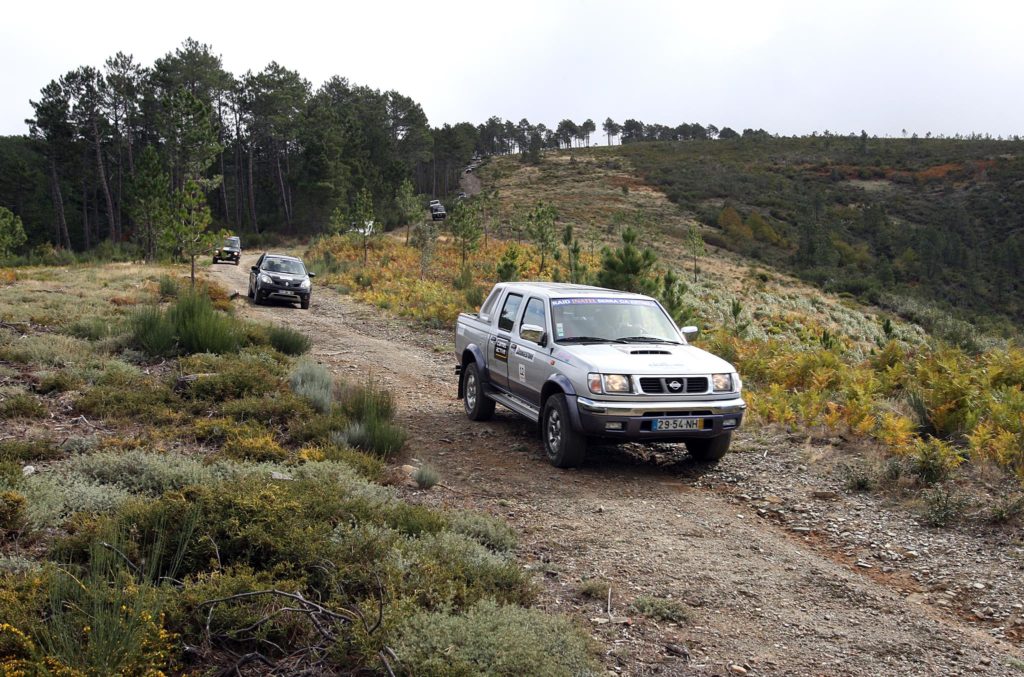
<box><xmin>668</xmin><ymin>380</ymin><xmax>682</xmax><ymax>391</ymax></box>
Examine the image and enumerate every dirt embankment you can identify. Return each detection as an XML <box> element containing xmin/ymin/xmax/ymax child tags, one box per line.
<box><xmin>210</xmin><ymin>258</ymin><xmax>1024</xmax><ymax>676</ymax></box>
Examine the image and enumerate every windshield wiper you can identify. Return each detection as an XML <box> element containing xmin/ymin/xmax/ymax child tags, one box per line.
<box><xmin>616</xmin><ymin>336</ymin><xmax>683</xmax><ymax>344</ymax></box>
<box><xmin>555</xmin><ymin>336</ymin><xmax>618</xmax><ymax>344</ymax></box>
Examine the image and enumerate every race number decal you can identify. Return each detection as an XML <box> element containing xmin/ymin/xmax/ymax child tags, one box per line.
<box><xmin>518</xmin><ymin>363</ymin><xmax>526</xmax><ymax>382</ymax></box>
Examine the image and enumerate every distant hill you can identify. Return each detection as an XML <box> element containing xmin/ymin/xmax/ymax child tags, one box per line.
<box><xmin>616</xmin><ymin>136</ymin><xmax>1024</xmax><ymax>341</ymax></box>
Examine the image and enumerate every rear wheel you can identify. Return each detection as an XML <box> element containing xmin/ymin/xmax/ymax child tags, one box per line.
<box><xmin>686</xmin><ymin>433</ymin><xmax>732</xmax><ymax>463</ymax></box>
<box><xmin>542</xmin><ymin>394</ymin><xmax>586</xmax><ymax>468</ymax></box>
<box><xmin>462</xmin><ymin>362</ymin><xmax>495</xmax><ymax>421</ymax></box>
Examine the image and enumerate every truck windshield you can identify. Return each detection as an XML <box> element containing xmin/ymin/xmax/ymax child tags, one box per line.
<box><xmin>550</xmin><ymin>298</ymin><xmax>682</xmax><ymax>344</ymax></box>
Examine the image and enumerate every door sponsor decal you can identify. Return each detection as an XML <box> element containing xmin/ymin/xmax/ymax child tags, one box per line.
<box><xmin>494</xmin><ymin>337</ymin><xmax>509</xmax><ymax>362</ymax></box>
<box><xmin>514</xmin><ymin>345</ymin><xmax>535</xmax><ymax>361</ymax></box>
<box><xmin>518</xmin><ymin>363</ymin><xmax>527</xmax><ymax>382</ymax></box>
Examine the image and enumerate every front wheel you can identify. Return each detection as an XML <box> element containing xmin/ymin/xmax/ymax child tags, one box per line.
<box><xmin>542</xmin><ymin>394</ymin><xmax>586</xmax><ymax>468</ymax></box>
<box><xmin>462</xmin><ymin>362</ymin><xmax>495</xmax><ymax>421</ymax></box>
<box><xmin>685</xmin><ymin>432</ymin><xmax>732</xmax><ymax>463</ymax></box>
<box><xmin>300</xmin><ymin>296</ymin><xmax>310</xmax><ymax>310</ymax></box>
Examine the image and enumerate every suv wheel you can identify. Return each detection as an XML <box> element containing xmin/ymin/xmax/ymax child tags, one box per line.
<box><xmin>301</xmin><ymin>296</ymin><xmax>310</xmax><ymax>310</ymax></box>
<box><xmin>685</xmin><ymin>432</ymin><xmax>732</xmax><ymax>463</ymax></box>
<box><xmin>462</xmin><ymin>362</ymin><xmax>495</xmax><ymax>421</ymax></box>
<box><xmin>542</xmin><ymin>394</ymin><xmax>586</xmax><ymax>468</ymax></box>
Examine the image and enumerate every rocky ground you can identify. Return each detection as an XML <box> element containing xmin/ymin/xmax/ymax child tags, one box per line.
<box><xmin>211</xmin><ymin>258</ymin><xmax>1024</xmax><ymax>676</ymax></box>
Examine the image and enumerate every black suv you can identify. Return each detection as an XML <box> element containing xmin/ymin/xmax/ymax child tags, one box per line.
<box><xmin>248</xmin><ymin>253</ymin><xmax>315</xmax><ymax>309</ymax></box>
<box><xmin>213</xmin><ymin>236</ymin><xmax>241</xmax><ymax>265</ymax></box>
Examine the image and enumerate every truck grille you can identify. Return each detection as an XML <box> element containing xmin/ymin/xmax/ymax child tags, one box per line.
<box><xmin>638</xmin><ymin>377</ymin><xmax>709</xmax><ymax>394</ymax></box>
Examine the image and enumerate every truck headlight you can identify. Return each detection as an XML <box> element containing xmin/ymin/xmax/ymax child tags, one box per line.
<box><xmin>589</xmin><ymin>373</ymin><xmax>631</xmax><ymax>394</ymax></box>
<box><xmin>259</xmin><ymin>274</ymin><xmax>273</xmax><ymax>285</ymax></box>
<box><xmin>712</xmin><ymin>373</ymin><xmax>734</xmax><ymax>392</ymax></box>
<box><xmin>300</xmin><ymin>278</ymin><xmax>311</xmax><ymax>289</ymax></box>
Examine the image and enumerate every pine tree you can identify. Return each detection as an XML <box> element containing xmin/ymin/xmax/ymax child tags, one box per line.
<box><xmin>162</xmin><ymin>178</ymin><xmax>221</xmax><ymax>287</ymax></box>
<box><xmin>596</xmin><ymin>227</ymin><xmax>658</xmax><ymax>294</ymax></box>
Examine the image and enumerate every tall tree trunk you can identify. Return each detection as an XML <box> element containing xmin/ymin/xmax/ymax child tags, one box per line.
<box><xmin>92</xmin><ymin>120</ymin><xmax>117</xmax><ymax>241</ymax></box>
<box><xmin>81</xmin><ymin>171</ymin><xmax>91</xmax><ymax>250</ymax></box>
<box><xmin>247</xmin><ymin>144</ymin><xmax>259</xmax><ymax>233</ymax></box>
<box><xmin>276</xmin><ymin>153</ymin><xmax>292</xmax><ymax>231</ymax></box>
<box><xmin>220</xmin><ymin>151</ymin><xmax>229</xmax><ymax>226</ymax></box>
<box><xmin>49</xmin><ymin>159</ymin><xmax>71</xmax><ymax>249</ymax></box>
<box><xmin>235</xmin><ymin>143</ymin><xmax>244</xmax><ymax>228</ymax></box>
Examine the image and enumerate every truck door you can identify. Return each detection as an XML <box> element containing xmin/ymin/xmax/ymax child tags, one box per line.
<box><xmin>508</xmin><ymin>296</ymin><xmax>551</xmax><ymax>405</ymax></box>
<box><xmin>488</xmin><ymin>292</ymin><xmax>522</xmax><ymax>391</ymax></box>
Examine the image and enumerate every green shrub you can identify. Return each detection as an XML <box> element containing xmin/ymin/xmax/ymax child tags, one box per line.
<box><xmin>166</xmin><ymin>566</ymin><xmax>312</xmax><ymax>658</ymax></box>
<box><xmin>179</xmin><ymin>352</ymin><xmax>282</xmax><ymax>402</ymax></box>
<box><xmin>157</xmin><ymin>274</ymin><xmax>179</xmax><ymax>300</ymax></box>
<box><xmin>0</xmin><ymin>490</ymin><xmax>27</xmax><ymax>531</ymax></box>
<box><xmin>0</xmin><ymin>393</ymin><xmax>46</xmax><ymax>419</ymax></box>
<box><xmin>76</xmin><ymin>381</ymin><xmax>180</xmax><ymax>423</ymax></box>
<box><xmin>338</xmin><ymin>377</ymin><xmax>396</xmax><ymax>423</ymax></box>
<box><xmin>578</xmin><ymin>578</ymin><xmax>611</xmax><ymax>600</ymax></box>
<box><xmin>631</xmin><ymin>595</ymin><xmax>689</xmax><ymax>623</ymax></box>
<box><xmin>66</xmin><ymin>316</ymin><xmax>117</xmax><ymax>341</ymax></box>
<box><xmin>268</xmin><ymin>325</ymin><xmax>312</xmax><ymax>356</ymax></box>
<box><xmin>130</xmin><ymin>305</ymin><xmax>176</xmax><ymax>357</ymax></box>
<box><xmin>392</xmin><ymin>599</ymin><xmax>598</xmax><ymax>676</ymax></box>
<box><xmin>0</xmin><ymin>438</ymin><xmax>64</xmax><ymax>463</ymax></box>
<box><xmin>35</xmin><ymin>370</ymin><xmax>82</xmax><ymax>394</ymax></box>
<box><xmin>911</xmin><ymin>437</ymin><xmax>963</xmax><ymax>484</ymax></box>
<box><xmin>343</xmin><ymin>419</ymin><xmax>407</xmax><ymax>458</ymax></box>
<box><xmin>169</xmin><ymin>291</ymin><xmax>243</xmax><ymax>355</ymax></box>
<box><xmin>447</xmin><ymin>510</ymin><xmax>517</xmax><ymax>553</ymax></box>
<box><xmin>402</xmin><ymin>531</ymin><xmax>534</xmax><ymax>608</ymax></box>
<box><xmin>220</xmin><ymin>429</ymin><xmax>288</xmax><ymax>462</ymax></box>
<box><xmin>68</xmin><ymin>450</ymin><xmax>217</xmax><ymax>496</ymax></box>
<box><xmin>290</xmin><ymin>361</ymin><xmax>333</xmax><ymax>414</ymax></box>
<box><xmin>288</xmin><ymin>411</ymin><xmax>349</xmax><ymax>445</ymax></box>
<box><xmin>320</xmin><ymin>443</ymin><xmax>387</xmax><ymax>481</ymax></box>
<box><xmin>21</xmin><ymin>473</ymin><xmax>133</xmax><ymax>529</ymax></box>
<box><xmin>32</xmin><ymin>529</ymin><xmax>183</xmax><ymax>676</ymax></box>
<box><xmin>413</xmin><ymin>465</ymin><xmax>440</xmax><ymax>489</ymax></box>
<box><xmin>921</xmin><ymin>486</ymin><xmax>969</xmax><ymax>527</ymax></box>
<box><xmin>221</xmin><ymin>392</ymin><xmax>313</xmax><ymax>426</ymax></box>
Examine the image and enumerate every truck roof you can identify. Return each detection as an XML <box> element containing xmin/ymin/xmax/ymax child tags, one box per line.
<box><xmin>493</xmin><ymin>281</ymin><xmax>653</xmax><ymax>301</ymax></box>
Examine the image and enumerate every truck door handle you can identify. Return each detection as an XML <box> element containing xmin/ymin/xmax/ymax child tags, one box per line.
<box><xmin>489</xmin><ymin>336</ymin><xmax>496</xmax><ymax>343</ymax></box>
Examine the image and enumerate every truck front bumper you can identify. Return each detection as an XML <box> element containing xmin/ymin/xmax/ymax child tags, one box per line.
<box><xmin>574</xmin><ymin>395</ymin><xmax>746</xmax><ymax>440</ymax></box>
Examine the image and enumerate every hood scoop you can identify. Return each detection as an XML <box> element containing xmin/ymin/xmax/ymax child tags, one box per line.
<box><xmin>629</xmin><ymin>349</ymin><xmax>672</xmax><ymax>355</ymax></box>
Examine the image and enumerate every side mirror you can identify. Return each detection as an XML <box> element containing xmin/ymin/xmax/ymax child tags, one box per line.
<box><xmin>250</xmin><ymin>266</ymin><xmax>259</xmax><ymax>272</ymax></box>
<box><xmin>308</xmin><ymin>272</ymin><xmax>316</xmax><ymax>278</ymax></box>
<box><xmin>680</xmin><ymin>325</ymin><xmax>699</xmax><ymax>340</ymax></box>
<box><xmin>520</xmin><ymin>323</ymin><xmax>547</xmax><ymax>346</ymax></box>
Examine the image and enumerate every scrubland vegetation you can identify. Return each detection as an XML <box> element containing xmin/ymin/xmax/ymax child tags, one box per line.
<box><xmin>0</xmin><ymin>263</ymin><xmax>597</xmax><ymax>675</ymax></box>
<box><xmin>306</xmin><ymin>149</ymin><xmax>1024</xmax><ymax>512</ymax></box>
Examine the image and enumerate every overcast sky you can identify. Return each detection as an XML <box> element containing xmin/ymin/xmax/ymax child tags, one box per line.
<box><xmin>2</xmin><ymin>0</ymin><xmax>1021</xmax><ymax>138</ymax></box>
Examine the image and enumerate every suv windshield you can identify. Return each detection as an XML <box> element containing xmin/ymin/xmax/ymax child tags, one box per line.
<box><xmin>551</xmin><ymin>297</ymin><xmax>681</xmax><ymax>344</ymax></box>
<box><xmin>263</xmin><ymin>258</ymin><xmax>306</xmax><ymax>275</ymax></box>
<box><xmin>224</xmin><ymin>237</ymin><xmax>240</xmax><ymax>248</ymax></box>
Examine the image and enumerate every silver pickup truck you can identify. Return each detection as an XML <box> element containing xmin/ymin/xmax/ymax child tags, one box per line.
<box><xmin>455</xmin><ymin>282</ymin><xmax>746</xmax><ymax>468</ymax></box>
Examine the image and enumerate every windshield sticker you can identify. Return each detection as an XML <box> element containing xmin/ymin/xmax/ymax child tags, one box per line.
<box><xmin>555</xmin><ymin>322</ymin><xmax>564</xmax><ymax>337</ymax></box>
<box><xmin>551</xmin><ymin>298</ymin><xmax>658</xmax><ymax>307</ymax></box>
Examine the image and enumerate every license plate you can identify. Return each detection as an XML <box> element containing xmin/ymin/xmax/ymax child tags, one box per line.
<box><xmin>653</xmin><ymin>417</ymin><xmax>703</xmax><ymax>431</ymax></box>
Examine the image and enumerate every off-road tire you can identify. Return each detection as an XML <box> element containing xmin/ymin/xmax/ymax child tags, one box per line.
<box><xmin>542</xmin><ymin>394</ymin><xmax>586</xmax><ymax>468</ymax></box>
<box><xmin>301</xmin><ymin>296</ymin><xmax>310</xmax><ymax>310</ymax></box>
<box><xmin>685</xmin><ymin>432</ymin><xmax>732</xmax><ymax>463</ymax></box>
<box><xmin>462</xmin><ymin>362</ymin><xmax>495</xmax><ymax>421</ymax></box>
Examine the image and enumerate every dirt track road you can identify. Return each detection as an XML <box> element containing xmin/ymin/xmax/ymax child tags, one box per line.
<box><xmin>210</xmin><ymin>256</ymin><xmax>1023</xmax><ymax>676</ymax></box>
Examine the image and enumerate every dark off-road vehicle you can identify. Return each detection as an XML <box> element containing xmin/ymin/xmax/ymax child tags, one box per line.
<box><xmin>248</xmin><ymin>253</ymin><xmax>315</xmax><ymax>310</ymax></box>
<box><xmin>213</xmin><ymin>236</ymin><xmax>241</xmax><ymax>265</ymax></box>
